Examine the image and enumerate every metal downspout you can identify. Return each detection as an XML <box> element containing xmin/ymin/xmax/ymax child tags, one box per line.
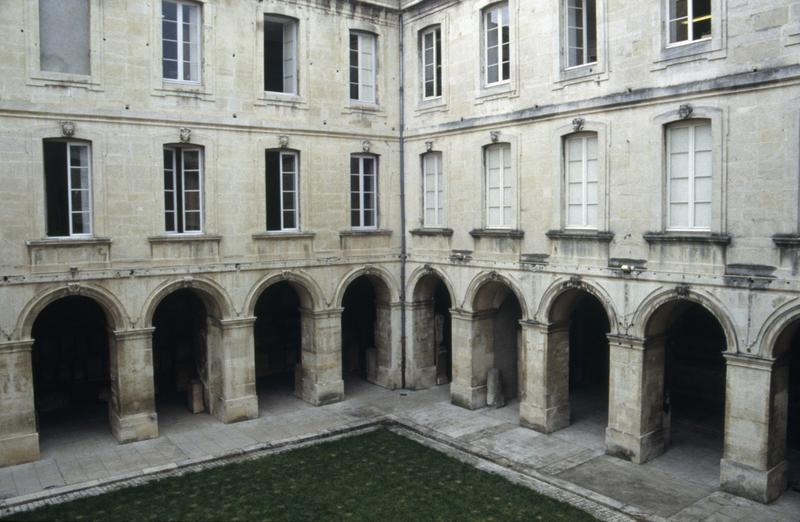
<box><xmin>398</xmin><ymin>10</ymin><xmax>408</xmax><ymax>389</ymax></box>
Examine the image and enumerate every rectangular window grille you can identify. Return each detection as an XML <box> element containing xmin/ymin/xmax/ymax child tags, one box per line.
<box><xmin>667</xmin><ymin>121</ymin><xmax>712</xmax><ymax>230</ymax></box>
<box><xmin>43</xmin><ymin>141</ymin><xmax>92</xmax><ymax>237</ymax></box>
<box><xmin>421</xmin><ymin>27</ymin><xmax>442</xmax><ymax>99</ymax></box>
<box><xmin>668</xmin><ymin>0</ymin><xmax>711</xmax><ymax>44</ymax></box>
<box><xmin>485</xmin><ymin>143</ymin><xmax>512</xmax><ymax>228</ymax></box>
<box><xmin>423</xmin><ymin>152</ymin><xmax>443</xmax><ymax>227</ymax></box>
<box><xmin>350</xmin><ymin>155</ymin><xmax>377</xmax><ymax>228</ymax></box>
<box><xmin>484</xmin><ymin>3</ymin><xmax>510</xmax><ymax>86</ymax></box>
<box><xmin>349</xmin><ymin>32</ymin><xmax>376</xmax><ymax>102</ymax></box>
<box><xmin>163</xmin><ymin>146</ymin><xmax>203</xmax><ymax>233</ymax></box>
<box><xmin>264</xmin><ymin>16</ymin><xmax>297</xmax><ymax>94</ymax></box>
<box><xmin>162</xmin><ymin>0</ymin><xmax>201</xmax><ymax>82</ymax></box>
<box><xmin>266</xmin><ymin>150</ymin><xmax>299</xmax><ymax>231</ymax></box>
<box><xmin>566</xmin><ymin>0</ymin><xmax>597</xmax><ymax>68</ymax></box>
<box><xmin>565</xmin><ymin>134</ymin><xmax>599</xmax><ymax>228</ymax></box>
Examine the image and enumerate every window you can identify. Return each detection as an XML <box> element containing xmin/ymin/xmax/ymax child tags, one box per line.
<box><xmin>162</xmin><ymin>1</ymin><xmax>201</xmax><ymax>82</ymax></box>
<box><xmin>266</xmin><ymin>150</ymin><xmax>299</xmax><ymax>231</ymax></box>
<box><xmin>163</xmin><ymin>146</ymin><xmax>203</xmax><ymax>233</ymax></box>
<box><xmin>264</xmin><ymin>16</ymin><xmax>297</xmax><ymax>94</ymax></box>
<box><xmin>667</xmin><ymin>121</ymin><xmax>711</xmax><ymax>230</ymax></box>
<box><xmin>484</xmin><ymin>3</ymin><xmax>510</xmax><ymax>86</ymax></box>
<box><xmin>423</xmin><ymin>153</ymin><xmax>443</xmax><ymax>227</ymax></box>
<box><xmin>39</xmin><ymin>0</ymin><xmax>90</xmax><ymax>75</ymax></box>
<box><xmin>349</xmin><ymin>32</ymin><xmax>376</xmax><ymax>103</ymax></box>
<box><xmin>668</xmin><ymin>0</ymin><xmax>711</xmax><ymax>45</ymax></box>
<box><xmin>566</xmin><ymin>0</ymin><xmax>597</xmax><ymax>68</ymax></box>
<box><xmin>43</xmin><ymin>140</ymin><xmax>92</xmax><ymax>237</ymax></box>
<box><xmin>565</xmin><ymin>134</ymin><xmax>598</xmax><ymax>228</ymax></box>
<box><xmin>350</xmin><ymin>155</ymin><xmax>377</xmax><ymax>228</ymax></box>
<box><xmin>421</xmin><ymin>27</ymin><xmax>442</xmax><ymax>99</ymax></box>
<box><xmin>485</xmin><ymin>143</ymin><xmax>512</xmax><ymax>228</ymax></box>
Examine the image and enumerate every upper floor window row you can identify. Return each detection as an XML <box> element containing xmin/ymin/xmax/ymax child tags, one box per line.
<box><xmin>483</xmin><ymin>2</ymin><xmax>511</xmax><ymax>86</ymax></box>
<box><xmin>162</xmin><ymin>0</ymin><xmax>202</xmax><ymax>82</ymax></box>
<box><xmin>668</xmin><ymin>0</ymin><xmax>712</xmax><ymax>45</ymax></box>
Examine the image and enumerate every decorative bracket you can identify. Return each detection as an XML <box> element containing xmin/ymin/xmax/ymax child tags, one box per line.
<box><xmin>572</xmin><ymin>117</ymin><xmax>585</xmax><ymax>132</ymax></box>
<box><xmin>179</xmin><ymin>127</ymin><xmax>192</xmax><ymax>143</ymax></box>
<box><xmin>361</xmin><ymin>140</ymin><xmax>371</xmax><ymax>153</ymax></box>
<box><xmin>565</xmin><ymin>276</ymin><xmax>584</xmax><ymax>290</ymax></box>
<box><xmin>489</xmin><ymin>131</ymin><xmax>500</xmax><ymax>143</ymax></box>
<box><xmin>425</xmin><ymin>141</ymin><xmax>434</xmax><ymax>152</ymax></box>
<box><xmin>278</xmin><ymin>135</ymin><xmax>290</xmax><ymax>149</ymax></box>
<box><xmin>678</xmin><ymin>104</ymin><xmax>693</xmax><ymax>120</ymax></box>
<box><xmin>60</xmin><ymin>121</ymin><xmax>76</xmax><ymax>138</ymax></box>
<box><xmin>675</xmin><ymin>284</ymin><xmax>691</xmax><ymax>298</ymax></box>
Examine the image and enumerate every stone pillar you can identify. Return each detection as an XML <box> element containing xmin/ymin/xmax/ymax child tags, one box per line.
<box><xmin>520</xmin><ymin>322</ymin><xmax>569</xmax><ymax>433</ymax></box>
<box><xmin>297</xmin><ymin>308</ymin><xmax>344</xmax><ymax>405</ymax></box>
<box><xmin>605</xmin><ymin>335</ymin><xmax>666</xmax><ymax>464</ymax></box>
<box><xmin>109</xmin><ymin>328</ymin><xmax>158</xmax><ymax>443</ymax></box>
<box><xmin>450</xmin><ymin>309</ymin><xmax>494</xmax><ymax>409</ymax></box>
<box><xmin>407</xmin><ymin>299</ymin><xmax>436</xmax><ymax>390</ymax></box>
<box><xmin>371</xmin><ymin>301</ymin><xmax>402</xmax><ymax>390</ymax></box>
<box><xmin>720</xmin><ymin>354</ymin><xmax>788</xmax><ymax>503</ymax></box>
<box><xmin>0</xmin><ymin>340</ymin><xmax>39</xmax><ymax>466</ymax></box>
<box><xmin>211</xmin><ymin>317</ymin><xmax>259</xmax><ymax>423</ymax></box>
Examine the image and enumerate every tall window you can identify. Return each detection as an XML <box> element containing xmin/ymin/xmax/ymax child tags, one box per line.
<box><xmin>423</xmin><ymin>152</ymin><xmax>443</xmax><ymax>227</ymax></box>
<box><xmin>485</xmin><ymin>143</ymin><xmax>512</xmax><ymax>228</ymax></box>
<box><xmin>264</xmin><ymin>16</ymin><xmax>297</xmax><ymax>94</ymax></box>
<box><xmin>484</xmin><ymin>3</ymin><xmax>510</xmax><ymax>86</ymax></box>
<box><xmin>667</xmin><ymin>121</ymin><xmax>712</xmax><ymax>230</ymax></box>
<box><xmin>43</xmin><ymin>140</ymin><xmax>92</xmax><ymax>237</ymax></box>
<box><xmin>421</xmin><ymin>27</ymin><xmax>442</xmax><ymax>99</ymax></box>
<box><xmin>162</xmin><ymin>0</ymin><xmax>201</xmax><ymax>82</ymax></box>
<box><xmin>39</xmin><ymin>0</ymin><xmax>90</xmax><ymax>75</ymax></box>
<box><xmin>668</xmin><ymin>0</ymin><xmax>711</xmax><ymax>44</ymax></box>
<box><xmin>349</xmin><ymin>32</ymin><xmax>376</xmax><ymax>103</ymax></box>
<box><xmin>565</xmin><ymin>134</ymin><xmax>598</xmax><ymax>228</ymax></box>
<box><xmin>266</xmin><ymin>150</ymin><xmax>298</xmax><ymax>231</ymax></box>
<box><xmin>350</xmin><ymin>155</ymin><xmax>377</xmax><ymax>228</ymax></box>
<box><xmin>163</xmin><ymin>146</ymin><xmax>203</xmax><ymax>233</ymax></box>
<box><xmin>566</xmin><ymin>0</ymin><xmax>597</xmax><ymax>67</ymax></box>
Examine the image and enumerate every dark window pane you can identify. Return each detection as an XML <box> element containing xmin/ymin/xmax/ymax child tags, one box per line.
<box><xmin>350</xmin><ymin>157</ymin><xmax>359</xmax><ymax>174</ymax></box>
<box><xmin>266</xmin><ymin>150</ymin><xmax>281</xmax><ymax>230</ymax></box>
<box><xmin>43</xmin><ymin>140</ymin><xmax>69</xmax><ymax>237</ymax></box>
<box><xmin>264</xmin><ymin>20</ymin><xmax>284</xmax><ymax>92</ymax></box>
<box><xmin>351</xmin><ymin>210</ymin><xmax>360</xmax><ymax>227</ymax></box>
<box><xmin>162</xmin><ymin>1</ymin><xmax>177</xmax><ymax>20</ymax></box>
<box><xmin>283</xmin><ymin>211</ymin><xmax>295</xmax><ymax>229</ymax></box>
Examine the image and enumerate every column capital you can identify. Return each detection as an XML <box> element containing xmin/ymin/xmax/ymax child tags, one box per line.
<box><xmin>606</xmin><ymin>334</ymin><xmax>647</xmax><ymax>350</ymax></box>
<box><xmin>723</xmin><ymin>353</ymin><xmax>776</xmax><ymax>372</ymax></box>
<box><xmin>219</xmin><ymin>316</ymin><xmax>257</xmax><ymax>329</ymax></box>
<box><xmin>300</xmin><ymin>307</ymin><xmax>344</xmax><ymax>319</ymax></box>
<box><xmin>0</xmin><ymin>339</ymin><xmax>34</xmax><ymax>354</ymax></box>
<box><xmin>518</xmin><ymin>319</ymin><xmax>547</xmax><ymax>329</ymax></box>
<box><xmin>113</xmin><ymin>327</ymin><xmax>155</xmax><ymax>341</ymax></box>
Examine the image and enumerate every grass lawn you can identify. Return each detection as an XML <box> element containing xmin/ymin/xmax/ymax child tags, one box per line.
<box><xmin>4</xmin><ymin>429</ymin><xmax>596</xmax><ymax>521</ymax></box>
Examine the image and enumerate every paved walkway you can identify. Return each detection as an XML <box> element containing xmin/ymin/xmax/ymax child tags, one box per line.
<box><xmin>1</xmin><ymin>381</ymin><xmax>799</xmax><ymax>521</ymax></box>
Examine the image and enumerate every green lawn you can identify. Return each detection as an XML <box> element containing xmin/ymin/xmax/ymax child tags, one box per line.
<box><xmin>4</xmin><ymin>430</ymin><xmax>596</xmax><ymax>521</ymax></box>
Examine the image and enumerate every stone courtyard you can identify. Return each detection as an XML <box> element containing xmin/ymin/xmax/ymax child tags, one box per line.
<box><xmin>2</xmin><ymin>381</ymin><xmax>799</xmax><ymax>521</ymax></box>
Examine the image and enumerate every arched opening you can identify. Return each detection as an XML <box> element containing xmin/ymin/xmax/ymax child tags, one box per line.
<box><xmin>151</xmin><ymin>289</ymin><xmax>212</xmax><ymax>419</ymax></box>
<box><xmin>772</xmin><ymin>320</ymin><xmax>800</xmax><ymax>492</ymax></box>
<box><xmin>253</xmin><ymin>282</ymin><xmax>302</xmax><ymax>397</ymax></box>
<box><xmin>548</xmin><ymin>289</ymin><xmax>610</xmax><ymax>434</ymax></box>
<box><xmin>411</xmin><ymin>274</ymin><xmax>453</xmax><ymax>388</ymax></box>
<box><xmin>341</xmin><ymin>274</ymin><xmax>392</xmax><ymax>390</ymax></box>
<box><xmin>31</xmin><ymin>296</ymin><xmax>113</xmax><ymax>446</ymax></box>
<box><xmin>470</xmin><ymin>280</ymin><xmax>523</xmax><ymax>408</ymax></box>
<box><xmin>645</xmin><ymin>300</ymin><xmax>727</xmax><ymax>482</ymax></box>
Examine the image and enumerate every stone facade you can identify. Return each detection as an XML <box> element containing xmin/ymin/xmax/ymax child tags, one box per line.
<box><xmin>1</xmin><ymin>0</ymin><xmax>799</xmax><ymax>506</ymax></box>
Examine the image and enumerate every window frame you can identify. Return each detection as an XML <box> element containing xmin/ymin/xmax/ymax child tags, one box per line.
<box><xmin>43</xmin><ymin>140</ymin><xmax>93</xmax><ymax>238</ymax></box>
<box><xmin>263</xmin><ymin>14</ymin><xmax>298</xmax><ymax>95</ymax></box>
<box><xmin>666</xmin><ymin>0</ymin><xmax>712</xmax><ymax>48</ymax></box>
<box><xmin>666</xmin><ymin>120</ymin><xmax>713</xmax><ymax>231</ymax></box>
<box><xmin>266</xmin><ymin>150</ymin><xmax>300</xmax><ymax>232</ymax></box>
<box><xmin>420</xmin><ymin>26</ymin><xmax>442</xmax><ymax>101</ymax></box>
<box><xmin>350</xmin><ymin>154</ymin><xmax>378</xmax><ymax>230</ymax></box>
<box><xmin>564</xmin><ymin>0</ymin><xmax>598</xmax><ymax>70</ymax></box>
<box><xmin>163</xmin><ymin>145</ymin><xmax>204</xmax><ymax>235</ymax></box>
<box><xmin>564</xmin><ymin>133</ymin><xmax>599</xmax><ymax>230</ymax></box>
<box><xmin>483</xmin><ymin>2</ymin><xmax>511</xmax><ymax>87</ymax></box>
<box><xmin>349</xmin><ymin>31</ymin><xmax>377</xmax><ymax>104</ymax></box>
<box><xmin>484</xmin><ymin>142</ymin><xmax>513</xmax><ymax>229</ymax></box>
<box><xmin>422</xmin><ymin>152</ymin><xmax>444</xmax><ymax>228</ymax></box>
<box><xmin>161</xmin><ymin>0</ymin><xmax>202</xmax><ymax>84</ymax></box>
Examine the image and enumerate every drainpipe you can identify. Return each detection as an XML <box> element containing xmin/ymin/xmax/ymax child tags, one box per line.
<box><xmin>398</xmin><ymin>10</ymin><xmax>408</xmax><ymax>390</ymax></box>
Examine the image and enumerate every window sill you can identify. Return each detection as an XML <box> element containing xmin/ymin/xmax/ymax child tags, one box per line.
<box><xmin>409</xmin><ymin>227</ymin><xmax>453</xmax><ymax>237</ymax></box>
<box><xmin>27</xmin><ymin>237</ymin><xmax>111</xmax><ymax>247</ymax></box>
<box><xmin>520</xmin><ymin>253</ymin><xmax>549</xmax><ymax>267</ymax></box>
<box><xmin>344</xmin><ymin>102</ymin><xmax>384</xmax><ymax>116</ymax></box>
<box><xmin>252</xmin><ymin>231</ymin><xmax>315</xmax><ymax>240</ymax></box>
<box><xmin>470</xmin><ymin>228</ymin><xmax>524</xmax><ymax>239</ymax></box>
<box><xmin>547</xmin><ymin>229</ymin><xmax>613</xmax><ymax>242</ymax></box>
<box><xmin>339</xmin><ymin>229</ymin><xmax>392</xmax><ymax>237</ymax></box>
<box><xmin>153</xmin><ymin>81</ymin><xmax>214</xmax><ymax>101</ymax></box>
<box><xmin>256</xmin><ymin>92</ymin><xmax>307</xmax><ymax>109</ymax></box>
<box><xmin>148</xmin><ymin>234</ymin><xmax>222</xmax><ymax>243</ymax></box>
<box><xmin>416</xmin><ymin>97</ymin><xmax>448</xmax><ymax>114</ymax></box>
<box><xmin>553</xmin><ymin>63</ymin><xmax>609</xmax><ymax>89</ymax></box>
<box><xmin>27</xmin><ymin>72</ymin><xmax>102</xmax><ymax>91</ymax></box>
<box><xmin>643</xmin><ymin>232</ymin><xmax>730</xmax><ymax>246</ymax></box>
<box><xmin>475</xmin><ymin>82</ymin><xmax>517</xmax><ymax>104</ymax></box>
<box><xmin>652</xmin><ymin>39</ymin><xmax>725</xmax><ymax>70</ymax></box>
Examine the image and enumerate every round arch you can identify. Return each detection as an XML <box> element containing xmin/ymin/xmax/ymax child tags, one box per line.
<box><xmin>462</xmin><ymin>271</ymin><xmax>530</xmax><ymax>319</ymax></box>
<box><xmin>334</xmin><ymin>265</ymin><xmax>400</xmax><ymax>308</ymax></box>
<box><xmin>755</xmin><ymin>298</ymin><xmax>800</xmax><ymax>359</ymax></box>
<box><xmin>535</xmin><ymin>277</ymin><xmax>619</xmax><ymax>334</ymax></box>
<box><xmin>407</xmin><ymin>265</ymin><xmax>457</xmax><ymax>304</ymax></box>
<box><xmin>244</xmin><ymin>271</ymin><xmax>325</xmax><ymax>316</ymax></box>
<box><xmin>16</xmin><ymin>284</ymin><xmax>129</xmax><ymax>339</ymax></box>
<box><xmin>141</xmin><ymin>277</ymin><xmax>235</xmax><ymax>326</ymax></box>
<box><xmin>632</xmin><ymin>287</ymin><xmax>739</xmax><ymax>353</ymax></box>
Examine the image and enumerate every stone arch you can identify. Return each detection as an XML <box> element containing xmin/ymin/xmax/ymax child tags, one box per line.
<box><xmin>16</xmin><ymin>283</ymin><xmax>129</xmax><ymax>340</ymax></box>
<box><xmin>755</xmin><ymin>298</ymin><xmax>800</xmax><ymax>359</ymax></box>
<box><xmin>632</xmin><ymin>287</ymin><xmax>739</xmax><ymax>353</ymax></box>
<box><xmin>142</xmin><ymin>277</ymin><xmax>235</xmax><ymax>326</ymax></box>
<box><xmin>334</xmin><ymin>265</ymin><xmax>399</xmax><ymax>308</ymax></box>
<box><xmin>536</xmin><ymin>276</ymin><xmax>620</xmax><ymax>334</ymax></box>
<box><xmin>463</xmin><ymin>271</ymin><xmax>529</xmax><ymax>319</ymax></box>
<box><xmin>407</xmin><ymin>264</ymin><xmax>457</xmax><ymax>303</ymax></box>
<box><xmin>244</xmin><ymin>270</ymin><xmax>325</xmax><ymax>317</ymax></box>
